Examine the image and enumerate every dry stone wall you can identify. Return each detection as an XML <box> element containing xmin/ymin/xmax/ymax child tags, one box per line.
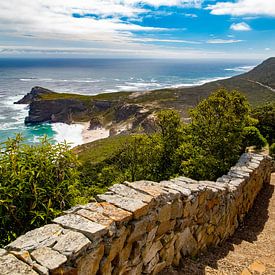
<box><xmin>0</xmin><ymin>153</ymin><xmax>273</xmax><ymax>275</ymax></box>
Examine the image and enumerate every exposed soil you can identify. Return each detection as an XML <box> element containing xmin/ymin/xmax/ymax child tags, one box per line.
<box><xmin>162</xmin><ymin>173</ymin><xmax>275</xmax><ymax>275</ymax></box>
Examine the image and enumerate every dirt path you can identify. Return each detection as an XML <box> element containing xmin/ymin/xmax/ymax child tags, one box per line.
<box><xmin>164</xmin><ymin>173</ymin><xmax>275</xmax><ymax>275</ymax></box>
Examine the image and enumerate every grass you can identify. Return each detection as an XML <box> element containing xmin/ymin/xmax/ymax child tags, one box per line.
<box><xmin>74</xmin><ymin>134</ymin><xmax>133</xmax><ymax>164</ymax></box>
<box><xmin>40</xmin><ymin>91</ymin><xmax>133</xmax><ymax>102</ymax></box>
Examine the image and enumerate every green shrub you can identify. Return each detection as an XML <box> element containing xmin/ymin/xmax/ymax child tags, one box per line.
<box><xmin>242</xmin><ymin>126</ymin><xmax>267</xmax><ymax>150</ymax></box>
<box><xmin>0</xmin><ymin>135</ymin><xmax>86</xmax><ymax>247</ymax></box>
<box><xmin>180</xmin><ymin>88</ymin><xmax>251</xmax><ymax>180</ymax></box>
<box><xmin>270</xmin><ymin>143</ymin><xmax>275</xmax><ymax>158</ymax></box>
<box><xmin>252</xmin><ymin>102</ymin><xmax>275</xmax><ymax>145</ymax></box>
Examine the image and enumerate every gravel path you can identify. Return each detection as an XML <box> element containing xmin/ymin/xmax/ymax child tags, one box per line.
<box><xmin>163</xmin><ymin>173</ymin><xmax>275</xmax><ymax>275</ymax></box>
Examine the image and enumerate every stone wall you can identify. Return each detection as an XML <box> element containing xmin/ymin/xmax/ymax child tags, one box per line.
<box><xmin>0</xmin><ymin>153</ymin><xmax>273</xmax><ymax>275</ymax></box>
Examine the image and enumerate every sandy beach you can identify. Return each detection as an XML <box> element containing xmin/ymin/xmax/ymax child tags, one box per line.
<box><xmin>81</xmin><ymin>122</ymin><xmax>110</xmax><ymax>144</ymax></box>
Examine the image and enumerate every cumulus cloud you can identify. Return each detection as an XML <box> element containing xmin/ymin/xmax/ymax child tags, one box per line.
<box><xmin>230</xmin><ymin>22</ymin><xmax>251</xmax><ymax>31</ymax></box>
<box><xmin>0</xmin><ymin>0</ymin><xmax>207</xmax><ymax>56</ymax></box>
<box><xmin>0</xmin><ymin>1</ymin><xmax>202</xmax><ymax>35</ymax></box>
<box><xmin>207</xmin><ymin>0</ymin><xmax>275</xmax><ymax>17</ymax></box>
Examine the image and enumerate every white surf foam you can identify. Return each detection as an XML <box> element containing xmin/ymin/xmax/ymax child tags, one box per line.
<box><xmin>225</xmin><ymin>65</ymin><xmax>255</xmax><ymax>73</ymax></box>
<box><xmin>51</xmin><ymin>123</ymin><xmax>84</xmax><ymax>148</ymax></box>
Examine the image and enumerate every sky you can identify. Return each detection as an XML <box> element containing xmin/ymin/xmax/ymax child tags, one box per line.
<box><xmin>0</xmin><ymin>0</ymin><xmax>275</xmax><ymax>59</ymax></box>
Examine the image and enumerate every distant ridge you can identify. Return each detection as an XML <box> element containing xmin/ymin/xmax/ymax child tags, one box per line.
<box><xmin>239</xmin><ymin>57</ymin><xmax>275</xmax><ymax>88</ymax></box>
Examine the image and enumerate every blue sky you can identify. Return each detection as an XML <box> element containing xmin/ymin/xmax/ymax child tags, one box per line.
<box><xmin>0</xmin><ymin>0</ymin><xmax>274</xmax><ymax>59</ymax></box>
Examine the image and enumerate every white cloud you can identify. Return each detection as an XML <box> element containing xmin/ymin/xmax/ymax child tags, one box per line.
<box><xmin>0</xmin><ymin>0</ymin><xmax>203</xmax><ymax>48</ymax></box>
<box><xmin>207</xmin><ymin>39</ymin><xmax>243</xmax><ymax>44</ymax></box>
<box><xmin>207</xmin><ymin>0</ymin><xmax>275</xmax><ymax>17</ymax></box>
<box><xmin>185</xmin><ymin>13</ymin><xmax>198</xmax><ymax>18</ymax></box>
<box><xmin>133</xmin><ymin>38</ymin><xmax>201</xmax><ymax>44</ymax></box>
<box><xmin>230</xmin><ymin>22</ymin><xmax>251</xmax><ymax>31</ymax></box>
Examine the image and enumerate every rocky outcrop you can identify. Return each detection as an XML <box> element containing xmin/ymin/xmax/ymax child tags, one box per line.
<box><xmin>89</xmin><ymin>117</ymin><xmax>103</xmax><ymax>130</ymax></box>
<box><xmin>25</xmin><ymin>99</ymin><xmax>88</xmax><ymax>124</ymax></box>
<box><xmin>15</xmin><ymin>86</ymin><xmax>56</xmax><ymax>104</ymax></box>
<box><xmin>1</xmin><ymin>153</ymin><xmax>273</xmax><ymax>275</ymax></box>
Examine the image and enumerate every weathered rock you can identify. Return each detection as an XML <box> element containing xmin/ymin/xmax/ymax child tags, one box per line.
<box><xmin>0</xmin><ymin>249</ymin><xmax>7</xmax><ymax>257</ymax></box>
<box><xmin>76</xmin><ymin>244</ymin><xmax>104</xmax><ymax>275</ymax></box>
<box><xmin>76</xmin><ymin>209</ymin><xmax>114</xmax><ymax>227</ymax></box>
<box><xmin>85</xmin><ymin>202</ymin><xmax>133</xmax><ymax>223</ymax></box>
<box><xmin>53</xmin><ymin>214</ymin><xmax>107</xmax><ymax>241</ymax></box>
<box><xmin>109</xmin><ymin>184</ymin><xmax>153</xmax><ymax>204</ymax></box>
<box><xmin>6</xmin><ymin>224</ymin><xmax>63</xmax><ymax>252</ymax></box>
<box><xmin>158</xmin><ymin>203</ymin><xmax>172</xmax><ymax>222</ymax></box>
<box><xmin>31</xmin><ymin>247</ymin><xmax>67</xmax><ymax>271</ymax></box>
<box><xmin>143</xmin><ymin>241</ymin><xmax>163</xmax><ymax>265</ymax></box>
<box><xmin>97</xmin><ymin>194</ymin><xmax>148</xmax><ymax>219</ymax></box>
<box><xmin>53</xmin><ymin>231</ymin><xmax>91</xmax><ymax>259</ymax></box>
<box><xmin>0</xmin><ymin>254</ymin><xmax>38</xmax><ymax>275</ymax></box>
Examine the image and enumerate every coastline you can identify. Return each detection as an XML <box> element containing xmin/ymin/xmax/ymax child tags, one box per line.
<box><xmin>81</xmin><ymin>122</ymin><xmax>110</xmax><ymax>144</ymax></box>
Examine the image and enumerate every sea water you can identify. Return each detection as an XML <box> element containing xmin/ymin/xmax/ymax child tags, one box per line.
<box><xmin>0</xmin><ymin>58</ymin><xmax>257</xmax><ymax>146</ymax></box>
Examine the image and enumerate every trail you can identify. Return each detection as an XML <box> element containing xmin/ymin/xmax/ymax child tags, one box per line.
<box><xmin>164</xmin><ymin>173</ymin><xmax>275</xmax><ymax>275</ymax></box>
<box><xmin>246</xmin><ymin>79</ymin><xmax>275</xmax><ymax>93</ymax></box>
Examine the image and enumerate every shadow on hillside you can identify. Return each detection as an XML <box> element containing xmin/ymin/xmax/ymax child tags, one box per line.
<box><xmin>160</xmin><ymin>180</ymin><xmax>274</xmax><ymax>275</ymax></box>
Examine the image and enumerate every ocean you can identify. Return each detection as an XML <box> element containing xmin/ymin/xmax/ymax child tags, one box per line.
<box><xmin>0</xmin><ymin>58</ymin><xmax>257</xmax><ymax>147</ymax></box>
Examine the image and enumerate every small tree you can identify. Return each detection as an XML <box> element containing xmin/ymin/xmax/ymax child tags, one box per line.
<box><xmin>180</xmin><ymin>88</ymin><xmax>250</xmax><ymax>180</ymax></box>
<box><xmin>0</xmin><ymin>135</ymin><xmax>85</xmax><ymax>247</ymax></box>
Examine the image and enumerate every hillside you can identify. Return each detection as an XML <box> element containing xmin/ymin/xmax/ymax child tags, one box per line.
<box><xmin>16</xmin><ymin>57</ymin><xmax>275</xmax><ymax>136</ymax></box>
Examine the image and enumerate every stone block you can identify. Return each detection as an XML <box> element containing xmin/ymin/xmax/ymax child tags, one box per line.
<box><xmin>76</xmin><ymin>244</ymin><xmax>104</xmax><ymax>275</ymax></box>
<box><xmin>76</xmin><ymin>208</ymin><xmax>114</xmax><ymax>227</ymax></box>
<box><xmin>86</xmin><ymin>202</ymin><xmax>133</xmax><ymax>223</ymax></box>
<box><xmin>127</xmin><ymin>219</ymin><xmax>148</xmax><ymax>243</ymax></box>
<box><xmin>158</xmin><ymin>203</ymin><xmax>172</xmax><ymax>222</ymax></box>
<box><xmin>152</xmin><ymin>261</ymin><xmax>167</xmax><ymax>275</ymax></box>
<box><xmin>10</xmin><ymin>250</ymin><xmax>33</xmax><ymax>266</ymax></box>
<box><xmin>0</xmin><ymin>253</ymin><xmax>38</xmax><ymax>275</ymax></box>
<box><xmin>143</xmin><ymin>241</ymin><xmax>162</xmax><ymax>265</ymax></box>
<box><xmin>53</xmin><ymin>231</ymin><xmax>91</xmax><ymax>260</ymax></box>
<box><xmin>109</xmin><ymin>184</ymin><xmax>153</xmax><ymax>204</ymax></box>
<box><xmin>144</xmin><ymin>253</ymin><xmax>159</xmax><ymax>274</ymax></box>
<box><xmin>0</xmin><ymin>249</ymin><xmax>7</xmax><ymax>257</ymax></box>
<box><xmin>157</xmin><ymin>220</ymin><xmax>176</xmax><ymax>236</ymax></box>
<box><xmin>53</xmin><ymin>214</ymin><xmax>107</xmax><ymax>241</ymax></box>
<box><xmin>171</xmin><ymin>199</ymin><xmax>184</xmax><ymax>219</ymax></box>
<box><xmin>31</xmin><ymin>247</ymin><xmax>67</xmax><ymax>271</ymax></box>
<box><xmin>6</xmin><ymin>224</ymin><xmax>63</xmax><ymax>252</ymax></box>
<box><xmin>97</xmin><ymin>194</ymin><xmax>148</xmax><ymax>219</ymax></box>
<box><xmin>159</xmin><ymin>180</ymin><xmax>191</xmax><ymax>197</ymax></box>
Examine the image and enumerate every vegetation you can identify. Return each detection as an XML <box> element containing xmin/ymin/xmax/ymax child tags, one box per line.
<box><xmin>242</xmin><ymin>126</ymin><xmax>267</xmax><ymax>150</ymax></box>
<box><xmin>79</xmin><ymin>88</ymin><xmax>264</xmax><ymax>186</ymax></box>
<box><xmin>177</xmin><ymin>89</ymin><xmax>251</xmax><ymax>180</ymax></box>
<box><xmin>1</xmin><ymin>88</ymin><xmax>272</xmax><ymax>247</ymax></box>
<box><xmin>252</xmin><ymin>101</ymin><xmax>275</xmax><ymax>145</ymax></box>
<box><xmin>0</xmin><ymin>136</ymin><xmax>86</xmax><ymax>247</ymax></box>
<box><xmin>269</xmin><ymin>143</ymin><xmax>275</xmax><ymax>159</ymax></box>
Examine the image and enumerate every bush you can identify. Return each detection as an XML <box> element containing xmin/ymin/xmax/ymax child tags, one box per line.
<box><xmin>242</xmin><ymin>126</ymin><xmax>267</xmax><ymax>150</ymax></box>
<box><xmin>270</xmin><ymin>143</ymin><xmax>275</xmax><ymax>158</ymax></box>
<box><xmin>180</xmin><ymin>88</ymin><xmax>251</xmax><ymax>180</ymax></box>
<box><xmin>0</xmin><ymin>135</ymin><xmax>86</xmax><ymax>247</ymax></box>
<box><xmin>252</xmin><ymin>102</ymin><xmax>275</xmax><ymax>145</ymax></box>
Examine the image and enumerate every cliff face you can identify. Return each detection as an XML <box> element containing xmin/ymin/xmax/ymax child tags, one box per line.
<box><xmin>25</xmin><ymin>99</ymin><xmax>88</xmax><ymax>124</ymax></box>
<box><xmin>16</xmin><ymin>86</ymin><xmax>115</xmax><ymax>124</ymax></box>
